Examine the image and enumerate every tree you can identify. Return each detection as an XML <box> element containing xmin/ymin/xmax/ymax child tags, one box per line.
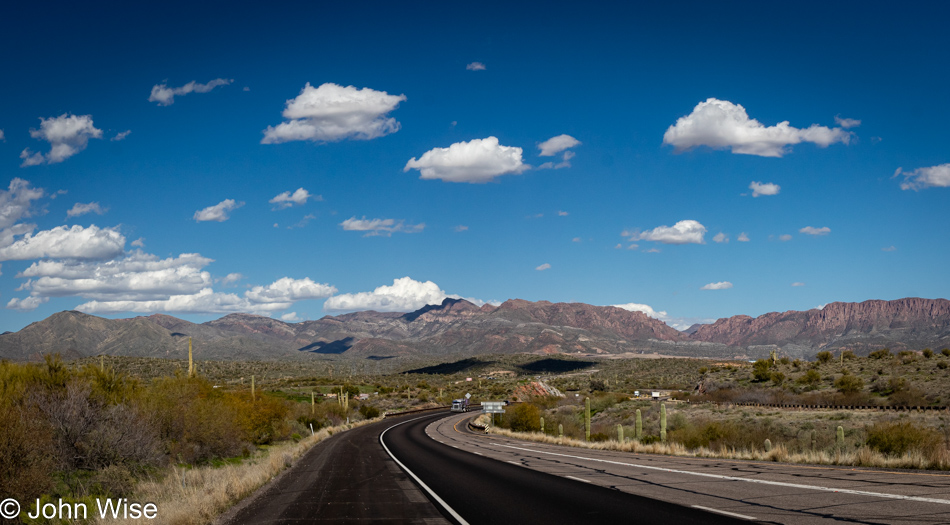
<box><xmin>751</xmin><ymin>360</ymin><xmax>772</xmax><ymax>382</ymax></box>
<box><xmin>816</xmin><ymin>351</ymin><xmax>833</xmax><ymax>364</ymax></box>
<box><xmin>834</xmin><ymin>373</ymin><xmax>864</xmax><ymax>394</ymax></box>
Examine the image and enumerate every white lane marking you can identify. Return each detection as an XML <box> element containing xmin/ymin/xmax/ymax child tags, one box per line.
<box><xmin>565</xmin><ymin>475</ymin><xmax>591</xmax><ymax>483</ymax></box>
<box><xmin>380</xmin><ymin>416</ymin><xmax>470</xmax><ymax>525</ymax></box>
<box><xmin>692</xmin><ymin>505</ymin><xmax>756</xmax><ymax>520</ymax></box>
<box><xmin>507</xmin><ymin>461</ymin><xmax>521</xmax><ymax>466</ymax></box>
<box><xmin>499</xmin><ymin>444</ymin><xmax>950</xmax><ymax>505</ymax></box>
<box><xmin>473</xmin><ymin>452</ymin><xmax>483</xmax><ymax>456</ymax></box>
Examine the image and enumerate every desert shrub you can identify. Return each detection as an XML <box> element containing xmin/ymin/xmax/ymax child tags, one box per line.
<box><xmin>230</xmin><ymin>393</ymin><xmax>290</xmax><ymax>445</ymax></box>
<box><xmin>0</xmin><ymin>402</ymin><xmax>56</xmax><ymax>504</ymax></box>
<box><xmin>841</xmin><ymin>350</ymin><xmax>856</xmax><ymax>360</ymax></box>
<box><xmin>505</xmin><ymin>403</ymin><xmax>541</xmax><ymax>432</ymax></box>
<box><xmin>866</xmin><ymin>421</ymin><xmax>942</xmax><ymax>456</ymax></box>
<box><xmin>816</xmin><ymin>351</ymin><xmax>833</xmax><ymax>364</ymax></box>
<box><xmin>770</xmin><ymin>372</ymin><xmax>785</xmax><ymax>386</ymax></box>
<box><xmin>923</xmin><ymin>349</ymin><xmax>934</xmax><ymax>359</ymax></box>
<box><xmin>797</xmin><ymin>369</ymin><xmax>821</xmax><ymax>386</ymax></box>
<box><xmin>888</xmin><ymin>386</ymin><xmax>929</xmax><ymax>407</ymax></box>
<box><xmin>868</xmin><ymin>349</ymin><xmax>892</xmax><ymax>359</ymax></box>
<box><xmin>942</xmin><ymin>348</ymin><xmax>950</xmax><ymax>357</ymax></box>
<box><xmin>834</xmin><ymin>374</ymin><xmax>864</xmax><ymax>394</ymax></box>
<box><xmin>751</xmin><ymin>360</ymin><xmax>772</xmax><ymax>382</ymax></box>
<box><xmin>359</xmin><ymin>404</ymin><xmax>380</xmax><ymax>418</ymax></box>
<box><xmin>938</xmin><ymin>361</ymin><xmax>949</xmax><ymax>370</ymax></box>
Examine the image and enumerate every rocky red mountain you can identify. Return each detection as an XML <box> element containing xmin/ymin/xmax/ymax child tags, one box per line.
<box><xmin>1</xmin><ymin>297</ymin><xmax>947</xmax><ymax>362</ymax></box>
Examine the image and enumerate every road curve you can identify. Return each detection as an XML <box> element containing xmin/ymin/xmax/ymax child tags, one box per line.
<box><xmin>382</xmin><ymin>411</ymin><xmax>738</xmax><ymax>524</ymax></box>
<box><xmin>422</xmin><ymin>412</ymin><xmax>950</xmax><ymax>525</ymax></box>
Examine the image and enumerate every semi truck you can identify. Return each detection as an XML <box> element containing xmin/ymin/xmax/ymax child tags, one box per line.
<box><xmin>450</xmin><ymin>398</ymin><xmax>471</xmax><ymax>412</ymax></box>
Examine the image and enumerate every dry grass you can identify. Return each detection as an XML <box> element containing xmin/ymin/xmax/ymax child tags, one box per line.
<box><xmin>486</xmin><ymin>427</ymin><xmax>950</xmax><ymax>470</ymax></box>
<box><xmin>97</xmin><ymin>418</ymin><xmax>380</xmax><ymax>525</ymax></box>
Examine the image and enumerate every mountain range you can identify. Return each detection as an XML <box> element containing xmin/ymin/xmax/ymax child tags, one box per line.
<box><xmin>1</xmin><ymin>297</ymin><xmax>948</xmax><ymax>362</ymax></box>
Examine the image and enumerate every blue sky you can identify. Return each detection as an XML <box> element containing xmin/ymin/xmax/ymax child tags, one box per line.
<box><xmin>1</xmin><ymin>1</ymin><xmax>948</xmax><ymax>331</ymax></box>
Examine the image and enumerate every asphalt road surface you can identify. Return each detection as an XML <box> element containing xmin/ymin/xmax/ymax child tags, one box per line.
<box><xmin>421</xmin><ymin>412</ymin><xmax>950</xmax><ymax>525</ymax></box>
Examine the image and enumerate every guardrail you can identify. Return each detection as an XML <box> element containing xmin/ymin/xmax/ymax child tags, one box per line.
<box><xmin>383</xmin><ymin>405</ymin><xmax>450</xmax><ymax>418</ymax></box>
<box><xmin>689</xmin><ymin>400</ymin><xmax>950</xmax><ymax>412</ymax></box>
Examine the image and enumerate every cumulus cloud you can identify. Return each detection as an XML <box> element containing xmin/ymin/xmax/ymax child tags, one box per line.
<box><xmin>404</xmin><ymin>137</ymin><xmax>527</xmax><ymax>183</ymax></box>
<box><xmin>218</xmin><ymin>272</ymin><xmax>244</xmax><ymax>285</ymax></box>
<box><xmin>17</xmin><ymin>251</ymin><xmax>212</xmax><ymax>300</ymax></box>
<box><xmin>896</xmin><ymin>164</ymin><xmax>950</xmax><ymax>191</ymax></box>
<box><xmin>779</xmin><ymin>234</ymin><xmax>793</xmax><ymax>241</ymax></box>
<box><xmin>538</xmin><ymin>151</ymin><xmax>575</xmax><ymax>170</ymax></box>
<box><xmin>324</xmin><ymin>276</ymin><xmax>470</xmax><ymax>312</ymax></box>
<box><xmin>111</xmin><ymin>130</ymin><xmax>131</xmax><ymax>141</ymax></box>
<box><xmin>737</xmin><ymin>232</ymin><xmax>750</xmax><ymax>242</ymax></box>
<box><xmin>713</xmin><ymin>232</ymin><xmax>728</xmax><ymax>243</ymax></box>
<box><xmin>612</xmin><ymin>302</ymin><xmax>668</xmax><ymax>319</ymax></box>
<box><xmin>194</xmin><ymin>199</ymin><xmax>243</xmax><ymax>222</ymax></box>
<box><xmin>701</xmin><ymin>281</ymin><xmax>733</xmax><ymax>290</ymax></box>
<box><xmin>750</xmin><ymin>181</ymin><xmax>780</xmax><ymax>197</ymax></box>
<box><xmin>662</xmin><ymin>98</ymin><xmax>851</xmax><ymax>157</ymax></box>
<box><xmin>535</xmin><ymin>263</ymin><xmax>551</xmax><ymax>271</ymax></box>
<box><xmin>340</xmin><ymin>217</ymin><xmax>424</xmax><ymax>237</ymax></box>
<box><xmin>834</xmin><ymin>116</ymin><xmax>861</xmax><ymax>129</ymax></box>
<box><xmin>270</xmin><ymin>188</ymin><xmax>317</xmax><ymax>209</ymax></box>
<box><xmin>261</xmin><ymin>83</ymin><xmax>406</xmax><ymax>144</ymax></box>
<box><xmin>538</xmin><ymin>134</ymin><xmax>581</xmax><ymax>157</ymax></box>
<box><xmin>792</xmin><ymin>282</ymin><xmax>805</xmax><ymax>287</ymax></box>
<box><xmin>20</xmin><ymin>114</ymin><xmax>103</xmax><ymax>166</ymax></box>
<box><xmin>67</xmin><ymin>202</ymin><xmax>107</xmax><ymax>218</ymax></box>
<box><xmin>628</xmin><ymin>220</ymin><xmax>706</xmax><ymax>245</ymax></box>
<box><xmin>76</xmin><ymin>276</ymin><xmax>335</xmax><ymax>315</ymax></box>
<box><xmin>466</xmin><ymin>62</ymin><xmax>486</xmax><ymax>71</ymax></box>
<box><xmin>1</xmin><ymin>178</ymin><xmax>44</xmax><ymax>230</ymax></box>
<box><xmin>131</xmin><ymin>238</ymin><xmax>145</xmax><ymax>248</ymax></box>
<box><xmin>7</xmin><ymin>296</ymin><xmax>48</xmax><ymax>311</ymax></box>
<box><xmin>800</xmin><ymin>226</ymin><xmax>831</xmax><ymax>236</ymax></box>
<box><xmin>281</xmin><ymin>312</ymin><xmax>302</xmax><ymax>322</ymax></box>
<box><xmin>149</xmin><ymin>78</ymin><xmax>233</xmax><ymax>106</ymax></box>
<box><xmin>0</xmin><ymin>129</ymin><xmax>4</xmax><ymax>141</ymax></box>
<box><xmin>0</xmin><ymin>225</ymin><xmax>124</xmax><ymax>261</ymax></box>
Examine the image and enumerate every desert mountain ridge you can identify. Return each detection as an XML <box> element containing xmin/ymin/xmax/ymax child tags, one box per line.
<box><xmin>1</xmin><ymin>297</ymin><xmax>948</xmax><ymax>362</ymax></box>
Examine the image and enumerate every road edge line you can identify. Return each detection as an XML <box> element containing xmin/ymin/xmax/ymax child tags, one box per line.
<box><xmin>380</xmin><ymin>415</ymin><xmax>471</xmax><ymax>525</ymax></box>
<box><xmin>691</xmin><ymin>505</ymin><xmax>756</xmax><ymax>520</ymax></box>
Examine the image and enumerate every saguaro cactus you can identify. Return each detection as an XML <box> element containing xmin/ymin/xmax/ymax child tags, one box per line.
<box><xmin>251</xmin><ymin>375</ymin><xmax>256</xmax><ymax>402</ymax></box>
<box><xmin>660</xmin><ymin>403</ymin><xmax>667</xmax><ymax>443</ymax></box>
<box><xmin>764</xmin><ymin>438</ymin><xmax>772</xmax><ymax>452</ymax></box>
<box><xmin>585</xmin><ymin>397</ymin><xmax>591</xmax><ymax>441</ymax></box>
<box><xmin>635</xmin><ymin>409</ymin><xmax>643</xmax><ymax>440</ymax></box>
<box><xmin>188</xmin><ymin>338</ymin><xmax>194</xmax><ymax>378</ymax></box>
<box><xmin>311</xmin><ymin>391</ymin><xmax>315</xmax><ymax>414</ymax></box>
<box><xmin>618</xmin><ymin>424</ymin><xmax>624</xmax><ymax>443</ymax></box>
<box><xmin>836</xmin><ymin>425</ymin><xmax>845</xmax><ymax>448</ymax></box>
<box><xmin>540</xmin><ymin>417</ymin><xmax>545</xmax><ymax>434</ymax></box>
<box><xmin>558</xmin><ymin>424</ymin><xmax>563</xmax><ymax>438</ymax></box>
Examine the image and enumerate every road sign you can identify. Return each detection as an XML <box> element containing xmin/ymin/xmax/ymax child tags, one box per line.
<box><xmin>482</xmin><ymin>401</ymin><xmax>505</xmax><ymax>414</ymax></box>
<box><xmin>465</xmin><ymin>393</ymin><xmax>471</xmax><ymax>399</ymax></box>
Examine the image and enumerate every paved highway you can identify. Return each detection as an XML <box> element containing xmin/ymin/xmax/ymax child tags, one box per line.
<box><xmin>418</xmin><ymin>412</ymin><xmax>950</xmax><ymax>524</ymax></box>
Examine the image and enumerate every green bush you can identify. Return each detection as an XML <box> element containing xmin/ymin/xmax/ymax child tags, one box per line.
<box><xmin>866</xmin><ymin>421</ymin><xmax>941</xmax><ymax>456</ymax></box>
<box><xmin>505</xmin><ymin>403</ymin><xmax>541</xmax><ymax>432</ymax></box>
<box><xmin>942</xmin><ymin>348</ymin><xmax>950</xmax><ymax>357</ymax></box>
<box><xmin>834</xmin><ymin>374</ymin><xmax>864</xmax><ymax>394</ymax></box>
<box><xmin>816</xmin><ymin>351</ymin><xmax>833</xmax><ymax>364</ymax></box>
<box><xmin>752</xmin><ymin>360</ymin><xmax>772</xmax><ymax>382</ymax></box>
<box><xmin>359</xmin><ymin>404</ymin><xmax>380</xmax><ymax>418</ymax></box>
<box><xmin>797</xmin><ymin>369</ymin><xmax>821</xmax><ymax>386</ymax></box>
<box><xmin>869</xmin><ymin>349</ymin><xmax>892</xmax><ymax>359</ymax></box>
<box><xmin>923</xmin><ymin>349</ymin><xmax>934</xmax><ymax>359</ymax></box>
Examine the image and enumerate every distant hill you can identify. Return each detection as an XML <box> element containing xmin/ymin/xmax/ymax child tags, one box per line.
<box><xmin>1</xmin><ymin>297</ymin><xmax>948</xmax><ymax>362</ymax></box>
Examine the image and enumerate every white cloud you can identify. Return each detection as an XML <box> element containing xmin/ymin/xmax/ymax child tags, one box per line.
<box><xmin>792</xmin><ymin>282</ymin><xmax>805</xmax><ymax>287</ymax></box>
<box><xmin>749</xmin><ymin>181</ymin><xmax>780</xmax><ymax>197</ymax></box>
<box><xmin>17</xmin><ymin>251</ymin><xmax>213</xmax><ymax>300</ymax></box>
<box><xmin>627</xmin><ymin>244</ymin><xmax>639</xmax><ymax>250</ymax></box>
<box><xmin>21</xmin><ymin>114</ymin><xmax>103</xmax><ymax>166</ymax></box>
<box><xmin>0</xmin><ymin>225</ymin><xmax>124</xmax><ymax>261</ymax></box>
<box><xmin>194</xmin><ymin>199</ymin><xmax>243</xmax><ymax>222</ymax></box>
<box><xmin>737</xmin><ymin>232</ymin><xmax>750</xmax><ymax>242</ymax></box>
<box><xmin>629</xmin><ymin>220</ymin><xmax>706</xmax><ymax>245</ymax></box>
<box><xmin>281</xmin><ymin>312</ymin><xmax>302</xmax><ymax>322</ymax></box>
<box><xmin>896</xmin><ymin>164</ymin><xmax>950</xmax><ymax>191</ymax></box>
<box><xmin>0</xmin><ymin>178</ymin><xmax>44</xmax><ymax>230</ymax></box>
<box><xmin>324</xmin><ymin>276</ymin><xmax>461</xmax><ymax>312</ymax></box>
<box><xmin>713</xmin><ymin>232</ymin><xmax>728</xmax><ymax>243</ymax></box>
<box><xmin>663</xmin><ymin>98</ymin><xmax>851</xmax><ymax>157</ymax></box>
<box><xmin>701</xmin><ymin>281</ymin><xmax>733</xmax><ymax>290</ymax></box>
<box><xmin>535</xmin><ymin>263</ymin><xmax>551</xmax><ymax>271</ymax></box>
<box><xmin>799</xmin><ymin>226</ymin><xmax>831</xmax><ymax>236</ymax></box>
<box><xmin>111</xmin><ymin>130</ymin><xmax>131</xmax><ymax>141</ymax></box>
<box><xmin>0</xmin><ymin>129</ymin><xmax>4</xmax><ymax>141</ymax></box>
<box><xmin>779</xmin><ymin>234</ymin><xmax>793</xmax><ymax>241</ymax></box>
<box><xmin>269</xmin><ymin>188</ymin><xmax>317</xmax><ymax>209</ymax></box>
<box><xmin>834</xmin><ymin>115</ymin><xmax>861</xmax><ymax>129</ymax></box>
<box><xmin>612</xmin><ymin>302</ymin><xmax>668</xmax><ymax>319</ymax></box>
<box><xmin>149</xmin><ymin>78</ymin><xmax>233</xmax><ymax>106</ymax></box>
<box><xmin>558</xmin><ymin>211</ymin><xmax>569</xmax><ymax>216</ymax></box>
<box><xmin>537</xmin><ymin>151</ymin><xmax>575</xmax><ymax>170</ymax></box>
<box><xmin>404</xmin><ymin>137</ymin><xmax>527</xmax><ymax>183</ymax></box>
<box><xmin>538</xmin><ymin>134</ymin><xmax>581</xmax><ymax>157</ymax></box>
<box><xmin>261</xmin><ymin>82</ymin><xmax>406</xmax><ymax>144</ymax></box>
<box><xmin>131</xmin><ymin>238</ymin><xmax>145</xmax><ymax>248</ymax></box>
<box><xmin>882</xmin><ymin>246</ymin><xmax>896</xmax><ymax>252</ymax></box>
<box><xmin>244</xmin><ymin>277</ymin><xmax>337</xmax><ymax>304</ymax></box>
<box><xmin>466</xmin><ymin>62</ymin><xmax>486</xmax><ymax>71</ymax></box>
<box><xmin>218</xmin><ymin>272</ymin><xmax>244</xmax><ymax>285</ymax></box>
<box><xmin>454</xmin><ymin>225</ymin><xmax>468</xmax><ymax>232</ymax></box>
<box><xmin>340</xmin><ymin>217</ymin><xmax>424</xmax><ymax>237</ymax></box>
<box><xmin>7</xmin><ymin>296</ymin><xmax>48</xmax><ymax>311</ymax></box>
<box><xmin>66</xmin><ymin>202</ymin><xmax>107</xmax><ymax>218</ymax></box>
<box><xmin>572</xmin><ymin>237</ymin><xmax>582</xmax><ymax>243</ymax></box>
